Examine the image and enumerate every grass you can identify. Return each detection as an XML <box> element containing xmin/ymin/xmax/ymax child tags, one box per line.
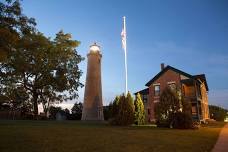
<box><xmin>0</xmin><ymin>120</ymin><xmax>226</xmax><ymax>152</ymax></box>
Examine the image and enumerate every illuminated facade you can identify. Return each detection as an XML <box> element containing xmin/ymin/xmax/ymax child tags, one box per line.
<box><xmin>135</xmin><ymin>64</ymin><xmax>209</xmax><ymax>122</ymax></box>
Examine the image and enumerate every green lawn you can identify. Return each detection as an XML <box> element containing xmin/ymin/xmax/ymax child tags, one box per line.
<box><xmin>0</xmin><ymin>120</ymin><xmax>226</xmax><ymax>152</ymax></box>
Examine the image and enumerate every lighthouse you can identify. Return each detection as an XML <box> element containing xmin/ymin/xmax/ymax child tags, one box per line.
<box><xmin>81</xmin><ymin>43</ymin><xmax>104</xmax><ymax>121</ymax></box>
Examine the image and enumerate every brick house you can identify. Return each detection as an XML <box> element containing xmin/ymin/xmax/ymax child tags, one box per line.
<box><xmin>135</xmin><ymin>64</ymin><xmax>209</xmax><ymax>122</ymax></box>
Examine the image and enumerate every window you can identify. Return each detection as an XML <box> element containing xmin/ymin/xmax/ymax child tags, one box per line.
<box><xmin>154</xmin><ymin>100</ymin><xmax>159</xmax><ymax>103</ymax></box>
<box><xmin>154</xmin><ymin>85</ymin><xmax>160</xmax><ymax>96</ymax></box>
<box><xmin>142</xmin><ymin>95</ymin><xmax>148</xmax><ymax>103</ymax></box>
<box><xmin>192</xmin><ymin>106</ymin><xmax>197</xmax><ymax>115</ymax></box>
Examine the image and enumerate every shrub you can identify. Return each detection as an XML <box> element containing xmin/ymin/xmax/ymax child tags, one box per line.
<box><xmin>134</xmin><ymin>93</ymin><xmax>145</xmax><ymax>125</ymax></box>
<box><xmin>109</xmin><ymin>96</ymin><xmax>120</xmax><ymax>124</ymax></box>
<box><xmin>172</xmin><ymin>112</ymin><xmax>193</xmax><ymax>129</ymax></box>
<box><xmin>112</xmin><ymin>96</ymin><xmax>120</xmax><ymax>118</ymax></box>
<box><xmin>209</xmin><ymin>105</ymin><xmax>228</xmax><ymax>121</ymax></box>
<box><xmin>71</xmin><ymin>102</ymin><xmax>83</xmax><ymax>120</ymax></box>
<box><xmin>103</xmin><ymin>103</ymin><xmax>113</xmax><ymax>120</ymax></box>
<box><xmin>155</xmin><ymin>87</ymin><xmax>194</xmax><ymax>129</ymax></box>
<box><xmin>49</xmin><ymin>106</ymin><xmax>62</xmax><ymax>119</ymax></box>
<box><xmin>155</xmin><ymin>87</ymin><xmax>181</xmax><ymax>127</ymax></box>
<box><xmin>111</xmin><ymin>92</ymin><xmax>134</xmax><ymax>126</ymax></box>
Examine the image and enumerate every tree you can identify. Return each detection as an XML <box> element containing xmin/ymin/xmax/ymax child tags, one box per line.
<box><xmin>0</xmin><ymin>0</ymin><xmax>35</xmax><ymax>108</ymax></box>
<box><xmin>172</xmin><ymin>98</ymin><xmax>193</xmax><ymax>129</ymax></box>
<box><xmin>109</xmin><ymin>96</ymin><xmax>120</xmax><ymax>124</ymax></box>
<box><xmin>155</xmin><ymin>87</ymin><xmax>194</xmax><ymax>129</ymax></box>
<box><xmin>64</xmin><ymin>108</ymin><xmax>70</xmax><ymax>119</ymax></box>
<box><xmin>209</xmin><ymin>105</ymin><xmax>228</xmax><ymax>121</ymax></box>
<box><xmin>49</xmin><ymin>106</ymin><xmax>62</xmax><ymax>120</ymax></box>
<box><xmin>0</xmin><ymin>0</ymin><xmax>36</xmax><ymax>62</ymax></box>
<box><xmin>155</xmin><ymin>87</ymin><xmax>181</xmax><ymax>127</ymax></box>
<box><xmin>39</xmin><ymin>90</ymin><xmax>58</xmax><ymax>117</ymax></box>
<box><xmin>2</xmin><ymin>31</ymin><xmax>84</xmax><ymax>117</ymax></box>
<box><xmin>71</xmin><ymin>102</ymin><xmax>83</xmax><ymax>120</ymax></box>
<box><xmin>134</xmin><ymin>93</ymin><xmax>145</xmax><ymax>125</ymax></box>
<box><xmin>103</xmin><ymin>102</ymin><xmax>113</xmax><ymax>120</ymax></box>
<box><xmin>115</xmin><ymin>92</ymin><xmax>134</xmax><ymax>126</ymax></box>
<box><xmin>111</xmin><ymin>96</ymin><xmax>120</xmax><ymax>118</ymax></box>
<box><xmin>0</xmin><ymin>1</ymin><xmax>84</xmax><ymax>118</ymax></box>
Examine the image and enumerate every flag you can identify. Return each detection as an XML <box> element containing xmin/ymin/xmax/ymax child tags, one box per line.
<box><xmin>121</xmin><ymin>16</ymin><xmax>127</xmax><ymax>51</ymax></box>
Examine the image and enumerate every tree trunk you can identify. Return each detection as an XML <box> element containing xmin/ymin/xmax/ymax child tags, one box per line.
<box><xmin>33</xmin><ymin>92</ymin><xmax>38</xmax><ymax>119</ymax></box>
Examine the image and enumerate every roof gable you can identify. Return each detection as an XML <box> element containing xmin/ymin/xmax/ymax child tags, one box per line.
<box><xmin>145</xmin><ymin>65</ymin><xmax>193</xmax><ymax>86</ymax></box>
<box><xmin>134</xmin><ymin>88</ymin><xmax>149</xmax><ymax>95</ymax></box>
<box><xmin>193</xmin><ymin>74</ymin><xmax>209</xmax><ymax>91</ymax></box>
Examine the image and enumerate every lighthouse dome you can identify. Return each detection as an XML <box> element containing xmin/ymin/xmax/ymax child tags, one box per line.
<box><xmin>89</xmin><ymin>42</ymin><xmax>100</xmax><ymax>53</ymax></box>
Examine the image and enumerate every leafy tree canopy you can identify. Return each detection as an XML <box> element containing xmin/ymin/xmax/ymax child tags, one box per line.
<box><xmin>0</xmin><ymin>0</ymin><xmax>84</xmax><ymax>117</ymax></box>
<box><xmin>155</xmin><ymin>87</ymin><xmax>181</xmax><ymax>127</ymax></box>
<box><xmin>0</xmin><ymin>0</ymin><xmax>36</xmax><ymax>61</ymax></box>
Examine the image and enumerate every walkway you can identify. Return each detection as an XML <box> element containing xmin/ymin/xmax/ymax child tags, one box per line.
<box><xmin>212</xmin><ymin>123</ymin><xmax>228</xmax><ymax>152</ymax></box>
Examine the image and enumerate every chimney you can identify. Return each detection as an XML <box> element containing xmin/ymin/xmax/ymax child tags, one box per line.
<box><xmin>161</xmin><ymin>63</ymin><xmax>165</xmax><ymax>70</ymax></box>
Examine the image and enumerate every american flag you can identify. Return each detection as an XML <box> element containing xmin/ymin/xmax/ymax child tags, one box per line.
<box><xmin>121</xmin><ymin>16</ymin><xmax>127</xmax><ymax>51</ymax></box>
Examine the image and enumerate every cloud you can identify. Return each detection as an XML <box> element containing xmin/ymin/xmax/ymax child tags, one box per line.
<box><xmin>55</xmin><ymin>102</ymin><xmax>74</xmax><ymax>110</ymax></box>
<box><xmin>151</xmin><ymin>41</ymin><xmax>228</xmax><ymax>68</ymax></box>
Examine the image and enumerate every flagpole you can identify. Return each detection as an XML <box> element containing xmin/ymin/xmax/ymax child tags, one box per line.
<box><xmin>123</xmin><ymin>16</ymin><xmax>128</xmax><ymax>95</ymax></box>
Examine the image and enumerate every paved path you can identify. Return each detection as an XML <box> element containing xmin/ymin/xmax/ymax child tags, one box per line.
<box><xmin>212</xmin><ymin>123</ymin><xmax>228</xmax><ymax>152</ymax></box>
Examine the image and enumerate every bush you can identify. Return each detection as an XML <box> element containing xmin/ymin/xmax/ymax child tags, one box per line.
<box><xmin>71</xmin><ymin>102</ymin><xmax>83</xmax><ymax>120</ymax></box>
<box><xmin>103</xmin><ymin>103</ymin><xmax>113</xmax><ymax>120</ymax></box>
<box><xmin>134</xmin><ymin>93</ymin><xmax>145</xmax><ymax>125</ymax></box>
<box><xmin>155</xmin><ymin>87</ymin><xmax>181</xmax><ymax>127</ymax></box>
<box><xmin>109</xmin><ymin>96</ymin><xmax>120</xmax><ymax>124</ymax></box>
<box><xmin>111</xmin><ymin>96</ymin><xmax>120</xmax><ymax>118</ymax></box>
<box><xmin>110</xmin><ymin>92</ymin><xmax>134</xmax><ymax>126</ymax></box>
<box><xmin>49</xmin><ymin>106</ymin><xmax>62</xmax><ymax>119</ymax></box>
<box><xmin>172</xmin><ymin>112</ymin><xmax>193</xmax><ymax>129</ymax></box>
<box><xmin>155</xmin><ymin>87</ymin><xmax>194</xmax><ymax>129</ymax></box>
<box><xmin>209</xmin><ymin>105</ymin><xmax>228</xmax><ymax>121</ymax></box>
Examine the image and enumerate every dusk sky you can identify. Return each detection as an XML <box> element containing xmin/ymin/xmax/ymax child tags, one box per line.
<box><xmin>21</xmin><ymin>0</ymin><xmax>228</xmax><ymax>109</ymax></box>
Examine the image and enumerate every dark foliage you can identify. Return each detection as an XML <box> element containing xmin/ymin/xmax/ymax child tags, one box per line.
<box><xmin>109</xmin><ymin>96</ymin><xmax>120</xmax><ymax>124</ymax></box>
<box><xmin>49</xmin><ymin>106</ymin><xmax>62</xmax><ymax>120</ymax></box>
<box><xmin>70</xmin><ymin>102</ymin><xmax>83</xmax><ymax>120</ymax></box>
<box><xmin>155</xmin><ymin>87</ymin><xmax>181</xmax><ymax>127</ymax></box>
<box><xmin>209</xmin><ymin>105</ymin><xmax>228</xmax><ymax>121</ymax></box>
<box><xmin>155</xmin><ymin>87</ymin><xmax>193</xmax><ymax>129</ymax></box>
<box><xmin>111</xmin><ymin>92</ymin><xmax>134</xmax><ymax>126</ymax></box>
<box><xmin>0</xmin><ymin>0</ymin><xmax>84</xmax><ymax>118</ymax></box>
<box><xmin>172</xmin><ymin>112</ymin><xmax>193</xmax><ymax>129</ymax></box>
<box><xmin>103</xmin><ymin>104</ymin><xmax>113</xmax><ymax>120</ymax></box>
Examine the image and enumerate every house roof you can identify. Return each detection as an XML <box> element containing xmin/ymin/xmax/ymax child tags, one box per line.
<box><xmin>193</xmin><ymin>74</ymin><xmax>209</xmax><ymax>91</ymax></box>
<box><xmin>134</xmin><ymin>88</ymin><xmax>149</xmax><ymax>95</ymax></box>
<box><xmin>145</xmin><ymin>65</ymin><xmax>209</xmax><ymax>91</ymax></box>
<box><xmin>145</xmin><ymin>65</ymin><xmax>193</xmax><ymax>87</ymax></box>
